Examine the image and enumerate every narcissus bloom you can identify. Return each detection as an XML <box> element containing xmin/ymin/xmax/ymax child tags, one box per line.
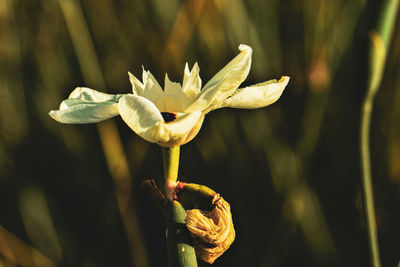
<box><xmin>49</xmin><ymin>44</ymin><xmax>289</xmax><ymax>147</ymax></box>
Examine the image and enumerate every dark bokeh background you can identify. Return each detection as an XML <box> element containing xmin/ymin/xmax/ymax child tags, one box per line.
<box><xmin>1</xmin><ymin>0</ymin><xmax>400</xmax><ymax>266</ymax></box>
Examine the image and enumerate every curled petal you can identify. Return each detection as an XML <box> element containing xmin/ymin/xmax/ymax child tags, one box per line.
<box><xmin>49</xmin><ymin>100</ymin><xmax>119</xmax><ymax>123</ymax></box>
<box><xmin>185</xmin><ymin>44</ymin><xmax>252</xmax><ymax>113</ymax></box>
<box><xmin>156</xmin><ymin>111</ymin><xmax>203</xmax><ymax>147</ymax></box>
<box><xmin>68</xmin><ymin>87</ymin><xmax>124</xmax><ymax>102</ymax></box>
<box><xmin>49</xmin><ymin>88</ymin><xmax>123</xmax><ymax>123</ymax></box>
<box><xmin>186</xmin><ymin>196</ymin><xmax>235</xmax><ymax>264</ymax></box>
<box><xmin>118</xmin><ymin>95</ymin><xmax>203</xmax><ymax>146</ymax></box>
<box><xmin>118</xmin><ymin>94</ymin><xmax>164</xmax><ymax>143</ymax></box>
<box><xmin>215</xmin><ymin>76</ymin><xmax>289</xmax><ymax>110</ymax></box>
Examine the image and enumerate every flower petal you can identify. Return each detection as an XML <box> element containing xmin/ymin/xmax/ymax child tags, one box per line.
<box><xmin>157</xmin><ymin>111</ymin><xmax>203</xmax><ymax>146</ymax></box>
<box><xmin>164</xmin><ymin>73</ymin><xmax>182</xmax><ymax>95</ymax></box>
<box><xmin>49</xmin><ymin>100</ymin><xmax>119</xmax><ymax>123</ymax></box>
<box><xmin>142</xmin><ymin>69</ymin><xmax>164</xmax><ymax>107</ymax></box>
<box><xmin>182</xmin><ymin>62</ymin><xmax>201</xmax><ymax>100</ymax></box>
<box><xmin>128</xmin><ymin>72</ymin><xmax>144</xmax><ymax>95</ymax></box>
<box><xmin>68</xmin><ymin>87</ymin><xmax>123</xmax><ymax>102</ymax></box>
<box><xmin>118</xmin><ymin>95</ymin><xmax>203</xmax><ymax>146</ymax></box>
<box><xmin>185</xmin><ymin>44</ymin><xmax>252</xmax><ymax>113</ymax></box>
<box><xmin>118</xmin><ymin>94</ymin><xmax>164</xmax><ymax>143</ymax></box>
<box><xmin>215</xmin><ymin>76</ymin><xmax>289</xmax><ymax>110</ymax></box>
<box><xmin>159</xmin><ymin>74</ymin><xmax>192</xmax><ymax>112</ymax></box>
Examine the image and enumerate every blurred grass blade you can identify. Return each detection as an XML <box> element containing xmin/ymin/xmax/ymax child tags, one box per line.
<box><xmin>58</xmin><ymin>0</ymin><xmax>105</xmax><ymax>88</ymax></box>
<box><xmin>19</xmin><ymin>188</ymin><xmax>63</xmax><ymax>263</ymax></box>
<box><xmin>360</xmin><ymin>1</ymin><xmax>399</xmax><ymax>267</ymax></box>
<box><xmin>377</xmin><ymin>0</ymin><xmax>400</xmax><ymax>45</ymax></box>
<box><xmin>162</xmin><ymin>0</ymin><xmax>206</xmax><ymax>70</ymax></box>
<box><xmin>57</xmin><ymin>1</ymin><xmax>149</xmax><ymax>266</ymax></box>
<box><xmin>297</xmin><ymin>0</ymin><xmax>366</xmax><ymax>161</ymax></box>
<box><xmin>0</xmin><ymin>225</ymin><xmax>57</xmax><ymax>267</ymax></box>
<box><xmin>0</xmin><ymin>0</ymin><xmax>29</xmax><ymax>145</ymax></box>
<box><xmin>239</xmin><ymin>112</ymin><xmax>337</xmax><ymax>265</ymax></box>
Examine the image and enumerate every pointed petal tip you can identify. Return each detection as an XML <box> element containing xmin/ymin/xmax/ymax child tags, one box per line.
<box><xmin>184</xmin><ymin>62</ymin><xmax>200</xmax><ymax>75</ymax></box>
<box><xmin>280</xmin><ymin>76</ymin><xmax>290</xmax><ymax>85</ymax></box>
<box><xmin>238</xmin><ymin>44</ymin><xmax>252</xmax><ymax>52</ymax></box>
<box><xmin>48</xmin><ymin>110</ymin><xmax>63</xmax><ymax>122</ymax></box>
<box><xmin>192</xmin><ymin>62</ymin><xmax>199</xmax><ymax>73</ymax></box>
<box><xmin>128</xmin><ymin>71</ymin><xmax>135</xmax><ymax>81</ymax></box>
<box><xmin>48</xmin><ymin>110</ymin><xmax>65</xmax><ymax>123</ymax></box>
<box><xmin>164</xmin><ymin>73</ymin><xmax>171</xmax><ymax>86</ymax></box>
<box><xmin>48</xmin><ymin>110</ymin><xmax>57</xmax><ymax>120</ymax></box>
<box><xmin>141</xmin><ymin>66</ymin><xmax>148</xmax><ymax>80</ymax></box>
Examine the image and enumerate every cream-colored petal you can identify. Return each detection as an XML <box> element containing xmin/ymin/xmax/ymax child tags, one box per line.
<box><xmin>118</xmin><ymin>94</ymin><xmax>203</xmax><ymax>146</ymax></box>
<box><xmin>182</xmin><ymin>62</ymin><xmax>201</xmax><ymax>100</ymax></box>
<box><xmin>214</xmin><ymin>76</ymin><xmax>289</xmax><ymax>110</ymax></box>
<box><xmin>49</xmin><ymin>99</ymin><xmax>119</xmax><ymax>123</ymax></box>
<box><xmin>185</xmin><ymin>44</ymin><xmax>252</xmax><ymax>113</ymax></box>
<box><xmin>159</xmin><ymin>74</ymin><xmax>192</xmax><ymax>112</ymax></box>
<box><xmin>68</xmin><ymin>87</ymin><xmax>123</xmax><ymax>102</ymax></box>
<box><xmin>157</xmin><ymin>111</ymin><xmax>203</xmax><ymax>146</ymax></box>
<box><xmin>142</xmin><ymin>69</ymin><xmax>165</xmax><ymax>110</ymax></box>
<box><xmin>118</xmin><ymin>94</ymin><xmax>164</xmax><ymax>143</ymax></box>
<box><xmin>128</xmin><ymin>72</ymin><xmax>144</xmax><ymax>95</ymax></box>
<box><xmin>164</xmin><ymin>73</ymin><xmax>182</xmax><ymax>95</ymax></box>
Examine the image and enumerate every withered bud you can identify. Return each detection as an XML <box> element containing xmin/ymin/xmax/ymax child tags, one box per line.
<box><xmin>185</xmin><ymin>195</ymin><xmax>235</xmax><ymax>264</ymax></box>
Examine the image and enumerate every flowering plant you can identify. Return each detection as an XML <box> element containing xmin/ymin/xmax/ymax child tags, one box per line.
<box><xmin>50</xmin><ymin>44</ymin><xmax>289</xmax><ymax>266</ymax></box>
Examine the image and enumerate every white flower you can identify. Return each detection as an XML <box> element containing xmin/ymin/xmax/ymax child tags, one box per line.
<box><xmin>49</xmin><ymin>44</ymin><xmax>289</xmax><ymax>147</ymax></box>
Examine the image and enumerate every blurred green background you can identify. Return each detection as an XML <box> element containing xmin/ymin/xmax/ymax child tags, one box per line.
<box><xmin>1</xmin><ymin>0</ymin><xmax>400</xmax><ymax>266</ymax></box>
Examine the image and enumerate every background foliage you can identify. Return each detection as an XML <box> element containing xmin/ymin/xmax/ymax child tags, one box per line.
<box><xmin>0</xmin><ymin>0</ymin><xmax>400</xmax><ymax>266</ymax></box>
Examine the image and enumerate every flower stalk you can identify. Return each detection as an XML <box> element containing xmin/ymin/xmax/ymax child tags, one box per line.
<box><xmin>167</xmin><ymin>201</ymin><xmax>198</xmax><ymax>267</ymax></box>
<box><xmin>162</xmin><ymin>147</ymin><xmax>198</xmax><ymax>267</ymax></box>
<box><xmin>163</xmin><ymin>146</ymin><xmax>180</xmax><ymax>182</ymax></box>
<box><xmin>360</xmin><ymin>1</ymin><xmax>399</xmax><ymax>267</ymax></box>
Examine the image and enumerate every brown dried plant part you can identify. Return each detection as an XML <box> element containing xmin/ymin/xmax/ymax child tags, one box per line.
<box><xmin>185</xmin><ymin>195</ymin><xmax>235</xmax><ymax>264</ymax></box>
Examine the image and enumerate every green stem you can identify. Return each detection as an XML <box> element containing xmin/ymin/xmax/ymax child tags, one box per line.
<box><xmin>360</xmin><ymin>1</ymin><xmax>399</xmax><ymax>266</ymax></box>
<box><xmin>163</xmin><ymin>146</ymin><xmax>180</xmax><ymax>182</ymax></box>
<box><xmin>167</xmin><ymin>201</ymin><xmax>198</xmax><ymax>267</ymax></box>
<box><xmin>162</xmin><ymin>146</ymin><xmax>198</xmax><ymax>267</ymax></box>
<box><xmin>360</xmin><ymin>100</ymin><xmax>381</xmax><ymax>267</ymax></box>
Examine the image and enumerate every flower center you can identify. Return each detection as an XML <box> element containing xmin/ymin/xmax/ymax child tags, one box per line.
<box><xmin>161</xmin><ymin>112</ymin><xmax>177</xmax><ymax>122</ymax></box>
